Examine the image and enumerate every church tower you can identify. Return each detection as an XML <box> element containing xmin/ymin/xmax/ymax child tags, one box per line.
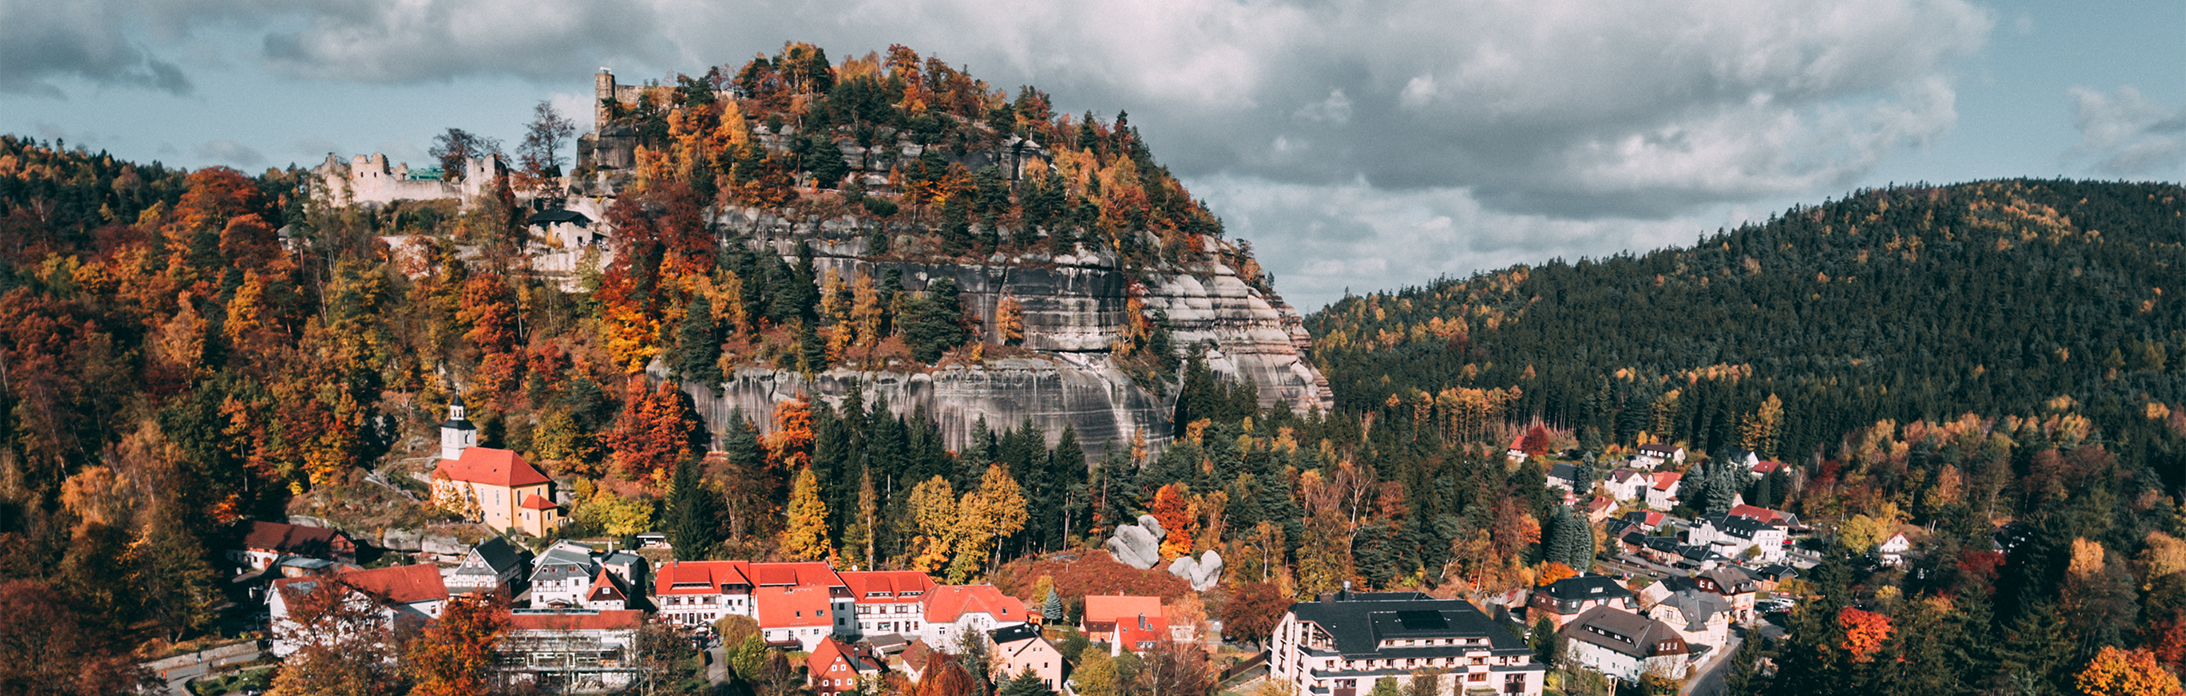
<box><xmin>440</xmin><ymin>394</ymin><xmax>478</xmax><ymax>461</ymax></box>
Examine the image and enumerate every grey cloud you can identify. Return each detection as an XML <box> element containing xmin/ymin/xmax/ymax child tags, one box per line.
<box><xmin>0</xmin><ymin>0</ymin><xmax>192</xmax><ymax>96</ymax></box>
<box><xmin>197</xmin><ymin>139</ymin><xmax>265</xmax><ymax>167</ymax></box>
<box><xmin>257</xmin><ymin>0</ymin><xmax>670</xmax><ymax>83</ymax></box>
<box><xmin>2067</xmin><ymin>86</ymin><xmax>2186</xmax><ymax>176</ymax></box>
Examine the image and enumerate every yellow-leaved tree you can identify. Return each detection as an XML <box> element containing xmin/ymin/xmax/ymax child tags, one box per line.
<box><xmin>948</xmin><ymin>464</ymin><xmax>1027</xmax><ymax>583</ymax></box>
<box><xmin>782</xmin><ymin>466</ymin><xmax>832</xmax><ymax>562</ymax></box>
<box><xmin>907</xmin><ymin>476</ymin><xmax>959</xmax><ymax>575</ymax></box>
<box><xmin>2076</xmin><ymin>645</ymin><xmax>2182</xmax><ymax>696</ymax></box>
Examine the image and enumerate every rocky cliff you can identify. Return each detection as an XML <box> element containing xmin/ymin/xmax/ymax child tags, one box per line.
<box><xmin>680</xmin><ymin>210</ymin><xmax>1333</xmax><ymax>459</ymax></box>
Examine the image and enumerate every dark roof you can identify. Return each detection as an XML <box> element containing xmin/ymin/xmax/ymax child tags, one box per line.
<box><xmin>1698</xmin><ymin>513</ymin><xmax>1774</xmax><ymax>540</ymax></box>
<box><xmin>466</xmin><ymin>536</ymin><xmax>525</xmax><ymax>573</ymax></box>
<box><xmin>990</xmin><ymin>623</ymin><xmax>1042</xmax><ymax>644</ymax></box>
<box><xmin>1561</xmin><ymin>606</ymin><xmax>1688</xmax><ymax>659</ymax></box>
<box><xmin>1287</xmin><ymin>593</ymin><xmax>1530</xmax><ymax>658</ymax></box>
<box><xmin>241</xmin><ymin>521</ymin><xmax>350</xmax><ymax>556</ymax></box>
<box><xmin>528</xmin><ymin>209</ymin><xmax>593</xmax><ymax>225</ymax></box>
<box><xmin>1548</xmin><ymin>463</ymin><xmax>1579</xmax><ymax>482</ymax></box>
<box><xmin>1538</xmin><ymin>574</ymin><xmax>1635</xmax><ymax>603</ymax></box>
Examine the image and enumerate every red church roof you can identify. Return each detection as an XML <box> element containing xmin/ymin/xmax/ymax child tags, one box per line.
<box><xmin>521</xmin><ymin>494</ymin><xmax>558</xmax><ymax>510</ymax></box>
<box><xmin>435</xmin><ymin>447</ymin><xmax>550</xmax><ymax>487</ymax></box>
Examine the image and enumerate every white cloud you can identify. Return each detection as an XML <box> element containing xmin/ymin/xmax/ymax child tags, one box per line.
<box><xmin>2066</xmin><ymin>85</ymin><xmax>2186</xmax><ymax>176</ymax></box>
<box><xmin>0</xmin><ymin>0</ymin><xmax>190</xmax><ymax>95</ymax></box>
<box><xmin>196</xmin><ymin>138</ymin><xmax>265</xmax><ymax>167</ymax></box>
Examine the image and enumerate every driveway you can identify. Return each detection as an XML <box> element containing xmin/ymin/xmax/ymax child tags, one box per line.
<box><xmin>142</xmin><ymin>641</ymin><xmax>264</xmax><ymax>695</ymax></box>
<box><xmin>1681</xmin><ymin>633</ymin><xmax>1741</xmax><ymax>696</ymax></box>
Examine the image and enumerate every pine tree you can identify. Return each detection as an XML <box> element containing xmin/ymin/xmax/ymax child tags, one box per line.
<box><xmin>675</xmin><ymin>290</ymin><xmax>723</xmax><ymax>393</ymax></box>
<box><xmin>667</xmin><ymin>454</ymin><xmax>721</xmax><ymax>560</ymax></box>
<box><xmin>783</xmin><ymin>466</ymin><xmax>832</xmax><ymax>562</ymax></box>
<box><xmin>1043</xmin><ymin>587</ymin><xmax>1064</xmax><ymax>623</ymax></box>
<box><xmin>1546</xmin><ymin>508</ymin><xmax>1588</xmax><ymax>569</ymax></box>
<box><xmin>135</xmin><ymin>503</ymin><xmax>219</xmax><ymax>641</ymax></box>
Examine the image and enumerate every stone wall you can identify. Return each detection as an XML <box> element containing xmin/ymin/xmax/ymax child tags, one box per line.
<box><xmin>312</xmin><ymin>152</ymin><xmax>505</xmax><ymax>208</ymax></box>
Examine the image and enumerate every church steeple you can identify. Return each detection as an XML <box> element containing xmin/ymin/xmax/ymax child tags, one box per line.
<box><xmin>440</xmin><ymin>393</ymin><xmax>477</xmax><ymax>461</ymax></box>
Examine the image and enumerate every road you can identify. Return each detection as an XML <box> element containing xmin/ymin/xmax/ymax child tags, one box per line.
<box><xmin>142</xmin><ymin>641</ymin><xmax>264</xmax><ymax>695</ymax></box>
<box><xmin>1681</xmin><ymin>633</ymin><xmax>1742</xmax><ymax>696</ymax></box>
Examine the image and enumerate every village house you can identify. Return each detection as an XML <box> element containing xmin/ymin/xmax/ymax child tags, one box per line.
<box><xmin>1579</xmin><ymin>496</ymin><xmax>1616</xmax><ymax>523</ymax></box>
<box><xmin>808</xmin><ymin>637</ymin><xmax>886</xmax><ymax>696</ymax></box>
<box><xmin>268</xmin><ymin>564</ymin><xmax>448</xmax><ymax>657</ymax></box>
<box><xmin>430</xmin><ymin>397</ymin><xmax>559</xmax><ymax>536</ymax></box>
<box><xmin>1603</xmin><ymin>469</ymin><xmax>1654</xmax><ymax>503</ymax></box>
<box><xmin>920</xmin><ymin>584</ymin><xmax>1028</xmax><ymax>648</ymax></box>
<box><xmin>530</xmin><ymin>541</ymin><xmax>601</xmax><ymax>609</ymax></box>
<box><xmin>1269</xmin><ymin>588</ymin><xmax>1544</xmax><ymax>696</ymax></box>
<box><xmin>1645</xmin><ymin>472</ymin><xmax>1683</xmax><ymax>510</ymax></box>
<box><xmin>1545</xmin><ymin>463</ymin><xmax>1582</xmax><ymax>496</ymax></box>
<box><xmin>1082</xmin><ymin>595</ymin><xmax>1169</xmax><ymax>655</ymax></box>
<box><xmin>446</xmin><ymin>536</ymin><xmax>530</xmax><ymax>596</ymax></box>
<box><xmin>230</xmin><ymin>520</ymin><xmax>357</xmax><ymax>573</ymax></box>
<box><xmin>1506</xmin><ymin>437</ymin><xmax>1529</xmax><ymax>463</ymax></box>
<box><xmin>1644</xmin><ymin>587</ymin><xmax>1733</xmax><ymax>652</ymax></box>
<box><xmin>1750</xmin><ymin>460</ymin><xmax>1785</xmax><ymax>478</ymax></box>
<box><xmin>1879</xmin><ymin>532</ymin><xmax>1913</xmax><ymax>566</ymax></box>
<box><xmin>1559</xmin><ymin>607</ymin><xmax>1691</xmax><ymax>683</ymax></box>
<box><xmin>1687</xmin><ymin>512</ymin><xmax>1788</xmax><ymax>563</ymax></box>
<box><xmin>652</xmin><ymin>560</ymin><xmax>853</xmax><ymax>632</ymax></box>
<box><xmin>992</xmin><ymin>623</ymin><xmax>1065</xmax><ymax>690</ymax></box>
<box><xmin>1725</xmin><ymin>504</ymin><xmax>1801</xmax><ymax>529</ymax></box>
<box><xmin>1632</xmin><ymin>444</ymin><xmax>1685</xmax><ymax>469</ymax></box>
<box><xmin>583</xmin><ymin>570</ymin><xmax>629</xmax><ymax>611</ymax></box>
<box><xmin>759</xmin><ymin>585</ymin><xmax>851</xmax><ymax>650</ymax></box>
<box><xmin>1528</xmin><ymin>574</ymin><xmax>1638</xmax><ymax>629</ymax></box>
<box><xmin>841</xmin><ymin>569</ymin><xmax>934</xmax><ymax>638</ymax></box>
<box><xmin>1689</xmin><ymin>568</ymin><xmax>1763</xmax><ymax>622</ymax></box>
<box><xmin>500</xmin><ymin>609</ymin><xmax>646</xmax><ymax>692</ymax></box>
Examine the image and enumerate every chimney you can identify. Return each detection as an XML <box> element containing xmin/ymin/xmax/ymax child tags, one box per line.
<box><xmin>1337</xmin><ymin>581</ymin><xmax>1352</xmax><ymax>602</ymax></box>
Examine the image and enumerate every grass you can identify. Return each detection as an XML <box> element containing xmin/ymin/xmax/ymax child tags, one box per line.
<box><xmin>190</xmin><ymin>666</ymin><xmax>273</xmax><ymax>695</ymax></box>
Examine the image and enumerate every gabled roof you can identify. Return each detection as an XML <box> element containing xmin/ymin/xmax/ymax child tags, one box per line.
<box><xmin>527</xmin><ymin>209</ymin><xmax>593</xmax><ymax>225</ymax></box>
<box><xmin>1609</xmin><ymin>468</ymin><xmax>1646</xmax><ymax>484</ymax></box>
<box><xmin>521</xmin><ymin>494</ymin><xmax>558</xmax><ymax>510</ymax></box>
<box><xmin>434</xmin><ymin>447</ymin><xmax>550</xmax><ymax>487</ymax></box>
<box><xmin>991</xmin><ymin>623</ymin><xmax>1043</xmax><ymax>645</ymax></box>
<box><xmin>748</xmin><ymin>562</ymin><xmax>845</xmax><ymax>588</ymax></box>
<box><xmin>655</xmin><ymin>560</ymin><xmax>753</xmax><ymax>594</ymax></box>
<box><xmin>924</xmin><ymin>585</ymin><xmax>1025</xmax><ymax>624</ymax></box>
<box><xmin>840</xmin><ymin>570</ymin><xmax>935</xmax><ymax>603</ymax></box>
<box><xmin>507</xmin><ymin>609</ymin><xmax>644</xmax><ymax>631</ymax></box>
<box><xmin>1082</xmin><ymin>595</ymin><xmax>1165</xmax><ymax>626</ymax></box>
<box><xmin>241</xmin><ymin>521</ymin><xmax>351</xmax><ymax>556</ymax></box>
<box><xmin>1726</xmin><ymin>504</ymin><xmax>1796</xmax><ymax>527</ymax></box>
<box><xmin>1654</xmin><ymin>589</ymin><xmax>1732</xmax><ymax>632</ymax></box>
<box><xmin>755</xmin><ymin>585</ymin><xmax>835</xmax><ymax>628</ymax></box>
<box><xmin>1696</xmin><ymin>568</ymin><xmax>1758</xmax><ymax>595</ymax></box>
<box><xmin>1562</xmin><ymin>606</ymin><xmax>1688</xmax><ymax>659</ymax></box>
<box><xmin>586</xmin><ymin>571</ymin><xmax>626</xmax><ymax>603</ymax></box>
<box><xmin>1752</xmin><ymin>460</ymin><xmax>1784</xmax><ymax>474</ymax></box>
<box><xmin>809</xmin><ymin>637</ymin><xmax>882</xmax><ymax>675</ymax></box>
<box><xmin>1697</xmin><ymin>513</ymin><xmax>1774</xmax><ymax>540</ymax></box>
<box><xmin>1651</xmin><ymin>472</ymin><xmax>1682</xmax><ymax>491</ymax></box>
<box><xmin>474</xmin><ymin>536</ymin><xmax>525</xmax><ymax>570</ymax></box>
<box><xmin>1548</xmin><ymin>463</ymin><xmax>1579</xmax><ymax>483</ymax></box>
<box><xmin>341</xmin><ymin>564</ymin><xmax>448</xmax><ymax>605</ymax></box>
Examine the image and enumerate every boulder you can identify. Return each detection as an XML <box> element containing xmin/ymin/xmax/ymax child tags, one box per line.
<box><xmin>1167</xmin><ymin>550</ymin><xmax>1224</xmax><ymax>591</ymax></box>
<box><xmin>1105</xmin><ymin>517</ymin><xmax>1168</xmax><ymax>570</ymax></box>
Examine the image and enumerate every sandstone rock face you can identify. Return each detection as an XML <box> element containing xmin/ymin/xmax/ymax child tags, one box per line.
<box><xmin>1105</xmin><ymin>515</ymin><xmax>1168</xmax><ymax>570</ymax></box>
<box><xmin>694</xmin><ymin>211</ymin><xmax>1333</xmax><ymax>459</ymax></box>
<box><xmin>1167</xmin><ymin>550</ymin><xmax>1223</xmax><ymax>591</ymax></box>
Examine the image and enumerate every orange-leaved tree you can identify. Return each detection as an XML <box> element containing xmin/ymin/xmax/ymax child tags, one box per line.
<box><xmin>405</xmin><ymin>592</ymin><xmax>509</xmax><ymax>696</ymax></box>
<box><xmin>1838</xmin><ymin>607</ymin><xmax>1893</xmax><ymax>663</ymax></box>
<box><xmin>603</xmin><ymin>379</ymin><xmax>707</xmax><ymax>483</ymax></box>
<box><xmin>766</xmin><ymin>395</ymin><xmax>815</xmax><ymax>471</ymax></box>
<box><xmin>1150</xmin><ymin>483</ymin><xmax>1194</xmax><ymax>559</ymax></box>
<box><xmin>2075</xmin><ymin>645</ymin><xmax>2183</xmax><ymax>696</ymax></box>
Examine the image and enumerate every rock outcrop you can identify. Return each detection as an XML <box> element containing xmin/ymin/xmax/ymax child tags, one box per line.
<box><xmin>685</xmin><ymin>212</ymin><xmax>1334</xmax><ymax>459</ymax></box>
<box><xmin>1167</xmin><ymin>550</ymin><xmax>1223</xmax><ymax>591</ymax></box>
<box><xmin>1105</xmin><ymin>515</ymin><xmax>1168</xmax><ymax>570</ymax></box>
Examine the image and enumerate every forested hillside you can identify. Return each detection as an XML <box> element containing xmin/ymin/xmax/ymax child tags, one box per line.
<box><xmin>1309</xmin><ymin>180</ymin><xmax>2185</xmax><ymax>486</ymax></box>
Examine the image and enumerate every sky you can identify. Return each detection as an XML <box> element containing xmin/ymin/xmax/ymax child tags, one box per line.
<box><xmin>2</xmin><ymin>0</ymin><xmax>2180</xmax><ymax>311</ymax></box>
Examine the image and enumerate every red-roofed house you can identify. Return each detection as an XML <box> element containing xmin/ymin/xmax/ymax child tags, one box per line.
<box><xmin>1507</xmin><ymin>437</ymin><xmax>1529</xmax><ymax>462</ymax></box>
<box><xmin>841</xmin><ymin>569</ymin><xmax>935</xmax><ymax>638</ymax></box>
<box><xmin>230</xmin><ymin>520</ymin><xmax>357</xmax><ymax>572</ymax></box>
<box><xmin>1725</xmin><ymin>504</ymin><xmax>1799</xmax><ymax>528</ymax></box>
<box><xmin>1082</xmin><ymin>595</ymin><xmax>1168</xmax><ymax>655</ymax></box>
<box><xmin>429</xmin><ymin>397</ymin><xmax>557</xmax><ymax>536</ymax></box>
<box><xmin>758</xmin><ymin>585</ymin><xmax>844</xmax><ymax>650</ymax></box>
<box><xmin>1750</xmin><ymin>460</ymin><xmax>1784</xmax><ymax>477</ymax></box>
<box><xmin>654</xmin><ymin>561</ymin><xmax>854</xmax><ymax>636</ymax></box>
<box><xmin>920</xmin><ymin>585</ymin><xmax>1027</xmax><ymax>647</ymax></box>
<box><xmin>1645</xmin><ymin>471</ymin><xmax>1683</xmax><ymax>510</ymax></box>
<box><xmin>808</xmin><ymin>637</ymin><xmax>885</xmax><ymax>696</ymax></box>
<box><xmin>584</xmin><ymin>570</ymin><xmax>628</xmax><ymax>611</ymax></box>
<box><xmin>1580</xmin><ymin>496</ymin><xmax>1616</xmax><ymax>524</ymax></box>
<box><xmin>502</xmin><ymin>610</ymin><xmax>646</xmax><ymax>690</ymax></box>
<box><xmin>267</xmin><ymin>564</ymin><xmax>449</xmax><ymax>656</ymax></box>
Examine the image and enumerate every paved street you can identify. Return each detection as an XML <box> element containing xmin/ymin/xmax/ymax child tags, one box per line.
<box><xmin>1681</xmin><ymin>633</ymin><xmax>1742</xmax><ymax>696</ymax></box>
<box><xmin>142</xmin><ymin>641</ymin><xmax>264</xmax><ymax>695</ymax></box>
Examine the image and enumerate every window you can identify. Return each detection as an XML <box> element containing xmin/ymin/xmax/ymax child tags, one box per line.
<box><xmin>1467</xmin><ymin>674</ymin><xmax>1485</xmax><ymax>682</ymax></box>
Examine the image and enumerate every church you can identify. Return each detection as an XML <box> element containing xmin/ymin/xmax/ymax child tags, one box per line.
<box><xmin>429</xmin><ymin>395</ymin><xmax>562</xmax><ymax>536</ymax></box>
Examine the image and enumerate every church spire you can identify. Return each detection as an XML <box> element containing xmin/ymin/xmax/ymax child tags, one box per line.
<box><xmin>440</xmin><ymin>392</ymin><xmax>477</xmax><ymax>461</ymax></box>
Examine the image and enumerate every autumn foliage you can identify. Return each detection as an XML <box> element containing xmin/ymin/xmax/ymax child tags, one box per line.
<box><xmin>2075</xmin><ymin>646</ymin><xmax>2183</xmax><ymax>696</ymax></box>
<box><xmin>1838</xmin><ymin>607</ymin><xmax>1893</xmax><ymax>663</ymax></box>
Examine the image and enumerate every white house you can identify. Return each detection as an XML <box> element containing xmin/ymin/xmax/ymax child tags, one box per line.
<box><xmin>1879</xmin><ymin>533</ymin><xmax>1912</xmax><ymax>566</ymax></box>
<box><xmin>529</xmin><ymin>541</ymin><xmax>601</xmax><ymax>609</ymax></box>
<box><xmin>446</xmin><ymin>536</ymin><xmax>530</xmax><ymax>596</ymax></box>
<box><xmin>919</xmin><ymin>585</ymin><xmax>1027</xmax><ymax>648</ymax></box>
<box><xmin>1604</xmin><ymin>469</ymin><xmax>1650</xmax><ymax>502</ymax></box>
<box><xmin>1633</xmin><ymin>444</ymin><xmax>1685</xmax><ymax>469</ymax></box>
<box><xmin>840</xmin><ymin>570</ymin><xmax>934</xmax><ymax>638</ymax></box>
<box><xmin>501</xmin><ymin>610</ymin><xmax>645</xmax><ymax>691</ymax></box>
<box><xmin>1645</xmin><ymin>472</ymin><xmax>1683</xmax><ymax>510</ymax></box>
<box><xmin>1560</xmin><ymin>607</ymin><xmax>1690</xmax><ymax>683</ymax></box>
<box><xmin>1688</xmin><ymin>513</ymin><xmax>1788</xmax><ymax>563</ymax></box>
<box><xmin>268</xmin><ymin>564</ymin><xmax>448</xmax><ymax>657</ymax></box>
<box><xmin>1646</xmin><ymin>588</ymin><xmax>1732</xmax><ymax>652</ymax></box>
<box><xmin>1269</xmin><ymin>589</ymin><xmax>1545</xmax><ymax>696</ymax></box>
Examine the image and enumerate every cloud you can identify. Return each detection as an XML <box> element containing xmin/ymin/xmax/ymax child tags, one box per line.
<box><xmin>0</xmin><ymin>0</ymin><xmax>191</xmax><ymax>96</ymax></box>
<box><xmin>196</xmin><ymin>139</ymin><xmax>266</xmax><ymax>167</ymax></box>
<box><xmin>257</xmin><ymin>0</ymin><xmax>670</xmax><ymax>83</ymax></box>
<box><xmin>2066</xmin><ymin>86</ymin><xmax>2186</xmax><ymax>176</ymax></box>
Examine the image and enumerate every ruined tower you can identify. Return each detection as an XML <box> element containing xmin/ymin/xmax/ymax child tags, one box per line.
<box><xmin>594</xmin><ymin>69</ymin><xmax>616</xmax><ymax>135</ymax></box>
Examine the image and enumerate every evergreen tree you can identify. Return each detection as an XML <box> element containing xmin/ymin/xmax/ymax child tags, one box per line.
<box><xmin>1043</xmin><ymin>587</ymin><xmax>1064</xmax><ymax>623</ymax></box>
<box><xmin>666</xmin><ymin>454</ymin><xmax>721</xmax><ymax>560</ymax></box>
<box><xmin>675</xmin><ymin>290</ymin><xmax>723</xmax><ymax>393</ymax></box>
<box><xmin>1000</xmin><ymin>668</ymin><xmax>1054</xmax><ymax>696</ymax></box>
<box><xmin>136</xmin><ymin>503</ymin><xmax>219</xmax><ymax>641</ymax></box>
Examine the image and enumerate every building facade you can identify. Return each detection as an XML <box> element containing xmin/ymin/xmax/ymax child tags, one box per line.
<box><xmin>1269</xmin><ymin>590</ymin><xmax>1544</xmax><ymax>696</ymax></box>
